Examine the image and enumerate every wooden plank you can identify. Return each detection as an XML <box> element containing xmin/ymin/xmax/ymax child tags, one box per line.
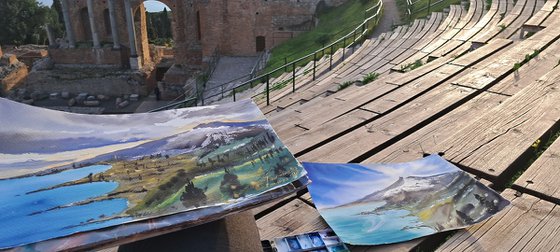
<box><xmin>395</xmin><ymin>5</ymin><xmax>465</xmax><ymax>70</ymax></box>
<box><xmin>299</xmin><ymin>84</ymin><xmax>478</xmax><ymax>163</ymax></box>
<box><xmin>450</xmin><ymin>38</ymin><xmax>512</xmax><ymax>66</ymax></box>
<box><xmin>284</xmin><ymin>39</ymin><xmax>508</xmax><ymax>155</ymax></box>
<box><xmin>488</xmin><ymin>36</ymin><xmax>560</xmax><ymax>95</ymax></box>
<box><xmin>251</xmin><ymin>194</ymin><xmax>296</xmax><ymax>217</ymax></box>
<box><xmin>436</xmin><ymin>189</ymin><xmax>560</xmax><ymax>252</ymax></box>
<box><xmin>498</xmin><ymin>0</ymin><xmax>538</xmax><ymax>39</ymax></box>
<box><xmin>524</xmin><ymin>0</ymin><xmax>557</xmax><ymax>27</ymax></box>
<box><xmin>365</xmin><ymin>92</ymin><xmax>508</xmax><ymax>164</ymax></box>
<box><xmin>434</xmin><ymin>66</ymin><xmax>560</xmax><ymax>183</ymax></box>
<box><xmin>256</xmin><ymin>199</ymin><xmax>329</xmax><ymax>240</ymax></box>
<box><xmin>513</xmin><ymin>136</ymin><xmax>560</xmax><ymax>204</ymax></box>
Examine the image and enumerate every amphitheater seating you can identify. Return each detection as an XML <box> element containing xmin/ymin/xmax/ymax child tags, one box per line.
<box><xmin>231</xmin><ymin>0</ymin><xmax>560</xmax><ymax>250</ymax></box>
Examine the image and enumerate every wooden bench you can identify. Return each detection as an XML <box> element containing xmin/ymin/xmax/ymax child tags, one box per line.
<box><xmin>512</xmin><ymin>134</ymin><xmax>560</xmax><ymax>204</ymax></box>
<box><xmin>471</xmin><ymin>0</ymin><xmax>531</xmax><ymax>46</ymax></box>
<box><xmin>520</xmin><ymin>0</ymin><xmax>557</xmax><ymax>37</ymax></box>
<box><xmin>279</xmin><ymin>38</ymin><xmax>512</xmax><ymax>156</ymax></box>
<box><xmin>366</xmin><ymin>36</ymin><xmax>560</xmax><ymax>163</ymax></box>
<box><xmin>436</xmin><ymin>189</ymin><xmax>560</xmax><ymax>251</ymax></box>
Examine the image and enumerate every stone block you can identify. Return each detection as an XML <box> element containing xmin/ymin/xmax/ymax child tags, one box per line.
<box><xmin>118</xmin><ymin>100</ymin><xmax>130</xmax><ymax>108</ymax></box>
<box><xmin>68</xmin><ymin>98</ymin><xmax>76</xmax><ymax>107</ymax></box>
<box><xmin>1</xmin><ymin>54</ymin><xmax>18</xmax><ymax>66</ymax></box>
<box><xmin>61</xmin><ymin>91</ymin><xmax>70</xmax><ymax>99</ymax></box>
<box><xmin>130</xmin><ymin>94</ymin><xmax>139</xmax><ymax>101</ymax></box>
<box><xmin>83</xmin><ymin>100</ymin><xmax>100</xmax><ymax>106</ymax></box>
<box><xmin>49</xmin><ymin>92</ymin><xmax>60</xmax><ymax>100</ymax></box>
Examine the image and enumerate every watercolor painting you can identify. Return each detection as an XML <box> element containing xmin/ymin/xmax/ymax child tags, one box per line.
<box><xmin>303</xmin><ymin>155</ymin><xmax>510</xmax><ymax>245</ymax></box>
<box><xmin>0</xmin><ymin>98</ymin><xmax>307</xmax><ymax>250</ymax></box>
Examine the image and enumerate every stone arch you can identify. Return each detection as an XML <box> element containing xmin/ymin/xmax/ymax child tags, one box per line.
<box><xmin>130</xmin><ymin>0</ymin><xmax>202</xmax><ymax>67</ymax></box>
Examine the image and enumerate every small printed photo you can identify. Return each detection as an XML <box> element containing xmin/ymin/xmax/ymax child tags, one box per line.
<box><xmin>326</xmin><ymin>244</ymin><xmax>350</xmax><ymax>252</ymax></box>
<box><xmin>296</xmin><ymin>234</ymin><xmax>314</xmax><ymax>249</ymax></box>
<box><xmin>285</xmin><ymin>236</ymin><xmax>302</xmax><ymax>251</ymax></box>
<box><xmin>308</xmin><ymin>232</ymin><xmax>325</xmax><ymax>247</ymax></box>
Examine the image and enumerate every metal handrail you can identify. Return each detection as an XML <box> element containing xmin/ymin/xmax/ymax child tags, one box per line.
<box><xmin>202</xmin><ymin>0</ymin><xmax>384</xmax><ymax>106</ymax></box>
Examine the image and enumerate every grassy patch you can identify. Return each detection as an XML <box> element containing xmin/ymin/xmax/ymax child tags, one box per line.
<box><xmin>264</xmin><ymin>0</ymin><xmax>379</xmax><ymax>73</ymax></box>
<box><xmin>337</xmin><ymin>80</ymin><xmax>355</xmax><ymax>91</ymax></box>
<box><xmin>362</xmin><ymin>72</ymin><xmax>380</xmax><ymax>84</ymax></box>
<box><xmin>401</xmin><ymin>59</ymin><xmax>424</xmax><ymax>72</ymax></box>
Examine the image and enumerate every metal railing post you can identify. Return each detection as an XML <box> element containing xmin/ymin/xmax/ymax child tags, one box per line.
<box><xmin>292</xmin><ymin>62</ymin><xmax>296</xmax><ymax>93</ymax></box>
<box><xmin>428</xmin><ymin>0</ymin><xmax>431</xmax><ymax>13</ymax></box>
<box><xmin>284</xmin><ymin>57</ymin><xmax>288</xmax><ymax>72</ymax></box>
<box><xmin>313</xmin><ymin>53</ymin><xmax>317</xmax><ymax>81</ymax></box>
<box><xmin>266</xmin><ymin>74</ymin><xmax>270</xmax><ymax>106</ymax></box>
<box><xmin>329</xmin><ymin>44</ymin><xmax>334</xmax><ymax>70</ymax></box>
<box><xmin>342</xmin><ymin>39</ymin><xmax>346</xmax><ymax>60</ymax></box>
<box><xmin>233</xmin><ymin>87</ymin><xmax>236</xmax><ymax>102</ymax></box>
<box><xmin>221</xmin><ymin>85</ymin><xmax>224</xmax><ymax>99</ymax></box>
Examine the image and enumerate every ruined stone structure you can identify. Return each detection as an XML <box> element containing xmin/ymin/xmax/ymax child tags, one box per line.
<box><xmin>17</xmin><ymin>0</ymin><xmax>347</xmax><ymax>103</ymax></box>
<box><xmin>0</xmin><ymin>46</ymin><xmax>29</xmax><ymax>96</ymax></box>
<box><xmin>50</xmin><ymin>0</ymin><xmax>347</xmax><ymax>70</ymax></box>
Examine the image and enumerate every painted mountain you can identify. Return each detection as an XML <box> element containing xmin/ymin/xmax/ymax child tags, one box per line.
<box><xmin>303</xmin><ymin>155</ymin><xmax>509</xmax><ymax>245</ymax></box>
<box><xmin>0</xmin><ymin>98</ymin><xmax>308</xmax><ymax>250</ymax></box>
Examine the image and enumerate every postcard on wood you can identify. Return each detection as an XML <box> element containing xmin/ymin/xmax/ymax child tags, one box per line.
<box><xmin>303</xmin><ymin>155</ymin><xmax>510</xmax><ymax>245</ymax></box>
<box><xmin>0</xmin><ymin>98</ymin><xmax>308</xmax><ymax>250</ymax></box>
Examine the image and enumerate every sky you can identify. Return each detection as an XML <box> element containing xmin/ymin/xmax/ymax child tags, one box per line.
<box><xmin>38</xmin><ymin>0</ymin><xmax>169</xmax><ymax>12</ymax></box>
<box><xmin>0</xmin><ymin>98</ymin><xmax>263</xmax><ymax>177</ymax></box>
<box><xmin>303</xmin><ymin>155</ymin><xmax>458</xmax><ymax>209</ymax></box>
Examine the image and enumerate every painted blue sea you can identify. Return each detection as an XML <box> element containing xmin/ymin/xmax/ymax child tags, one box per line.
<box><xmin>319</xmin><ymin>202</ymin><xmax>434</xmax><ymax>245</ymax></box>
<box><xmin>0</xmin><ymin>165</ymin><xmax>131</xmax><ymax>249</ymax></box>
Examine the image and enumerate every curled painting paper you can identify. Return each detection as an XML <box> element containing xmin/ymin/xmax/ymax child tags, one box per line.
<box><xmin>303</xmin><ymin>155</ymin><xmax>509</xmax><ymax>245</ymax></box>
<box><xmin>0</xmin><ymin>98</ymin><xmax>308</xmax><ymax>250</ymax></box>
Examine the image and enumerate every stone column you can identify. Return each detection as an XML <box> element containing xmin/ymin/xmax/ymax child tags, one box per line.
<box><xmin>60</xmin><ymin>0</ymin><xmax>76</xmax><ymax>48</ymax></box>
<box><xmin>107</xmin><ymin>0</ymin><xmax>121</xmax><ymax>49</ymax></box>
<box><xmin>86</xmin><ymin>0</ymin><xmax>101</xmax><ymax>48</ymax></box>
<box><xmin>124</xmin><ymin>0</ymin><xmax>141</xmax><ymax>69</ymax></box>
<box><xmin>44</xmin><ymin>25</ymin><xmax>57</xmax><ymax>47</ymax></box>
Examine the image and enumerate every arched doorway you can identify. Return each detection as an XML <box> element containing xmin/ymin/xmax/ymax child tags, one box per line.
<box><xmin>256</xmin><ymin>36</ymin><xmax>266</xmax><ymax>52</ymax></box>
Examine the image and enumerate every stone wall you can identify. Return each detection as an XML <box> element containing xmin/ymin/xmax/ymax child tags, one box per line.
<box><xmin>23</xmin><ymin>67</ymin><xmax>151</xmax><ymax>97</ymax></box>
<box><xmin>49</xmin><ymin>47</ymin><xmax>130</xmax><ymax>67</ymax></box>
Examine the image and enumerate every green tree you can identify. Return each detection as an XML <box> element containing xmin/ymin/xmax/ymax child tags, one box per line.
<box><xmin>0</xmin><ymin>0</ymin><xmax>60</xmax><ymax>45</ymax></box>
<box><xmin>161</xmin><ymin>7</ymin><xmax>172</xmax><ymax>38</ymax></box>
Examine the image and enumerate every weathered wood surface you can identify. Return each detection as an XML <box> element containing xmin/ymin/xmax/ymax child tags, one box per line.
<box><xmin>436</xmin><ymin>189</ymin><xmax>560</xmax><ymax>252</ymax></box>
<box><xmin>498</xmin><ymin>0</ymin><xmax>536</xmax><ymax>39</ymax></box>
<box><xmin>436</xmin><ymin>65</ymin><xmax>560</xmax><ymax>183</ymax></box>
<box><xmin>523</xmin><ymin>0</ymin><xmax>554</xmax><ymax>27</ymax></box>
<box><xmin>283</xmin><ymin>38</ymin><xmax>510</xmax><ymax>156</ymax></box>
<box><xmin>256</xmin><ymin>199</ymin><xmax>328</xmax><ymax>240</ymax></box>
<box><xmin>300</xmin><ymin>83</ymin><xmax>479</xmax><ymax>163</ymax></box>
<box><xmin>365</xmin><ymin>92</ymin><xmax>508</xmax><ymax>163</ymax></box>
<box><xmin>395</xmin><ymin>4</ymin><xmax>465</xmax><ymax>71</ymax></box>
<box><xmin>513</xmin><ymin>135</ymin><xmax>560</xmax><ymax>204</ymax></box>
<box><xmin>366</xmin><ymin>39</ymin><xmax>560</xmax><ymax>164</ymax></box>
<box><xmin>429</xmin><ymin>0</ymin><xmax>495</xmax><ymax>58</ymax></box>
<box><xmin>472</xmin><ymin>0</ymin><xmax>527</xmax><ymax>43</ymax></box>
